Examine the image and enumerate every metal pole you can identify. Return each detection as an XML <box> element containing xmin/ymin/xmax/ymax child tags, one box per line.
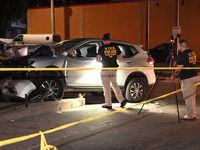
<box><xmin>146</xmin><ymin>0</ymin><xmax>150</xmax><ymax>52</ymax></box>
<box><xmin>175</xmin><ymin>0</ymin><xmax>179</xmax><ymax>56</ymax></box>
<box><xmin>51</xmin><ymin>0</ymin><xmax>55</xmax><ymax>34</ymax></box>
<box><xmin>176</xmin><ymin>0</ymin><xmax>179</xmax><ymax>27</ymax></box>
<box><xmin>138</xmin><ymin>0</ymin><xmax>150</xmax><ymax>114</ymax></box>
<box><xmin>174</xmin><ymin>0</ymin><xmax>181</xmax><ymax>123</ymax></box>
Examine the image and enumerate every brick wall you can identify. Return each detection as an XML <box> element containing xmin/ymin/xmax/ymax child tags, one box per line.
<box><xmin>27</xmin><ymin>0</ymin><xmax>200</xmax><ymax>59</ymax></box>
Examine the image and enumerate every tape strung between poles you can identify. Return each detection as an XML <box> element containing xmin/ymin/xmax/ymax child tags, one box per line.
<box><xmin>138</xmin><ymin>80</ymin><xmax>200</xmax><ymax>123</ymax></box>
<box><xmin>1</xmin><ymin>67</ymin><xmax>200</xmax><ymax>71</ymax></box>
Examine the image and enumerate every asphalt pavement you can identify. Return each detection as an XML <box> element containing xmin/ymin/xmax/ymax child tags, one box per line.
<box><xmin>1</xmin><ymin>77</ymin><xmax>200</xmax><ymax>150</ymax></box>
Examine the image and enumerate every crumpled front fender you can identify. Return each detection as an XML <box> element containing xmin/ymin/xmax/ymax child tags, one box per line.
<box><xmin>0</xmin><ymin>79</ymin><xmax>36</xmax><ymax>99</ymax></box>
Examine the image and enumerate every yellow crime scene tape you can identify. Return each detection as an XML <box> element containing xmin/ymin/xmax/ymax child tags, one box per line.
<box><xmin>0</xmin><ymin>67</ymin><xmax>200</xmax><ymax>71</ymax></box>
<box><xmin>0</xmin><ymin>67</ymin><xmax>200</xmax><ymax>149</ymax></box>
<box><xmin>0</xmin><ymin>82</ymin><xmax>200</xmax><ymax>148</ymax></box>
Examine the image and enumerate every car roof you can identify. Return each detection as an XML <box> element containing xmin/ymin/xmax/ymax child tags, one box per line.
<box><xmin>54</xmin><ymin>38</ymin><xmax>140</xmax><ymax>47</ymax></box>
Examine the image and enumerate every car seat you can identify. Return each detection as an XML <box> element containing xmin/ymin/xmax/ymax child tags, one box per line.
<box><xmin>86</xmin><ymin>46</ymin><xmax>97</xmax><ymax>57</ymax></box>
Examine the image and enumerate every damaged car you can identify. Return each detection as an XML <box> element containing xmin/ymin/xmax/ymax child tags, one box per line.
<box><xmin>0</xmin><ymin>45</ymin><xmax>61</xmax><ymax>101</ymax></box>
<box><xmin>0</xmin><ymin>38</ymin><xmax>156</xmax><ymax>102</ymax></box>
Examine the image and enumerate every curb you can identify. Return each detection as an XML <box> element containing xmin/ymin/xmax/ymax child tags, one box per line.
<box><xmin>0</xmin><ymin>98</ymin><xmax>85</xmax><ymax>123</ymax></box>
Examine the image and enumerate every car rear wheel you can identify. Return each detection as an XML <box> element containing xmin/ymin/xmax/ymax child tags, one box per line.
<box><xmin>125</xmin><ymin>78</ymin><xmax>146</xmax><ymax>103</ymax></box>
<box><xmin>29</xmin><ymin>78</ymin><xmax>64</xmax><ymax>101</ymax></box>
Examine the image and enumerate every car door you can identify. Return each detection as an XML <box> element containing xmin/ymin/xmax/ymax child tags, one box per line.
<box><xmin>66</xmin><ymin>42</ymin><xmax>103</xmax><ymax>87</ymax></box>
<box><xmin>113</xmin><ymin>43</ymin><xmax>139</xmax><ymax>86</ymax></box>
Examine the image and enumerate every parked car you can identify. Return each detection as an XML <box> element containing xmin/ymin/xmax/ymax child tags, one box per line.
<box><xmin>149</xmin><ymin>43</ymin><xmax>172</xmax><ymax>63</ymax></box>
<box><xmin>6</xmin><ymin>34</ymin><xmax>61</xmax><ymax>48</ymax></box>
<box><xmin>0</xmin><ymin>38</ymin><xmax>156</xmax><ymax>102</ymax></box>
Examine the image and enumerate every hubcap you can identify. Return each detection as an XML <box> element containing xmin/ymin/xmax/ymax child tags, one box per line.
<box><xmin>130</xmin><ymin>82</ymin><xmax>143</xmax><ymax>99</ymax></box>
<box><xmin>41</xmin><ymin>80</ymin><xmax>59</xmax><ymax>98</ymax></box>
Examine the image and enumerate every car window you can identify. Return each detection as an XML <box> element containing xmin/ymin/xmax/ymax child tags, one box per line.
<box><xmin>113</xmin><ymin>43</ymin><xmax>138</xmax><ymax>58</ymax></box>
<box><xmin>68</xmin><ymin>42</ymin><xmax>101</xmax><ymax>58</ymax></box>
<box><xmin>53</xmin><ymin>41</ymin><xmax>81</xmax><ymax>52</ymax></box>
<box><xmin>14</xmin><ymin>35</ymin><xmax>23</xmax><ymax>41</ymax></box>
<box><xmin>128</xmin><ymin>46</ymin><xmax>139</xmax><ymax>56</ymax></box>
<box><xmin>157</xmin><ymin>44</ymin><xmax>166</xmax><ymax>50</ymax></box>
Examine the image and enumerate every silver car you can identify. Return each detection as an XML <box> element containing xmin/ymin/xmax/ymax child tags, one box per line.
<box><xmin>1</xmin><ymin>38</ymin><xmax>156</xmax><ymax>102</ymax></box>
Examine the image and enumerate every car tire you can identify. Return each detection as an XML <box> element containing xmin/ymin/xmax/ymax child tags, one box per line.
<box><xmin>125</xmin><ymin>78</ymin><xmax>146</xmax><ymax>103</ymax></box>
<box><xmin>29</xmin><ymin>78</ymin><xmax>64</xmax><ymax>101</ymax></box>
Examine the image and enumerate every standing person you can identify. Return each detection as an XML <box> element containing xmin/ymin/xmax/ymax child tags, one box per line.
<box><xmin>172</xmin><ymin>39</ymin><xmax>199</xmax><ymax>121</ymax></box>
<box><xmin>96</xmin><ymin>33</ymin><xmax>127</xmax><ymax>109</ymax></box>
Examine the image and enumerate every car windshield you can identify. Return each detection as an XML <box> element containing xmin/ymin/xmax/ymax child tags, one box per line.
<box><xmin>53</xmin><ymin>39</ymin><xmax>84</xmax><ymax>52</ymax></box>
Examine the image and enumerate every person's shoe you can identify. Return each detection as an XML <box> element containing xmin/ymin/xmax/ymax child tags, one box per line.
<box><xmin>120</xmin><ymin>99</ymin><xmax>127</xmax><ymax>107</ymax></box>
<box><xmin>102</xmin><ymin>105</ymin><xmax>112</xmax><ymax>109</ymax></box>
<box><xmin>181</xmin><ymin>115</ymin><xmax>196</xmax><ymax>121</ymax></box>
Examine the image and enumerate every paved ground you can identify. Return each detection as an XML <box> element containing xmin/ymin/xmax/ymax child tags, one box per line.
<box><xmin>1</xmin><ymin>77</ymin><xmax>200</xmax><ymax>150</ymax></box>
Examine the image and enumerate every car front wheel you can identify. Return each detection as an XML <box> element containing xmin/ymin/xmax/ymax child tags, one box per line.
<box><xmin>125</xmin><ymin>78</ymin><xmax>146</xmax><ymax>103</ymax></box>
<box><xmin>29</xmin><ymin>78</ymin><xmax>64</xmax><ymax>101</ymax></box>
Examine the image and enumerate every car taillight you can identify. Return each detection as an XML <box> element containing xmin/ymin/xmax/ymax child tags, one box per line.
<box><xmin>147</xmin><ymin>56</ymin><xmax>154</xmax><ymax>65</ymax></box>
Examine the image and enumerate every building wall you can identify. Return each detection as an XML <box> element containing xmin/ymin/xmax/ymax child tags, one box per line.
<box><xmin>27</xmin><ymin>2</ymin><xmax>144</xmax><ymax>43</ymax></box>
<box><xmin>27</xmin><ymin>0</ymin><xmax>200</xmax><ymax>58</ymax></box>
<box><xmin>179</xmin><ymin>1</ymin><xmax>200</xmax><ymax>52</ymax></box>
